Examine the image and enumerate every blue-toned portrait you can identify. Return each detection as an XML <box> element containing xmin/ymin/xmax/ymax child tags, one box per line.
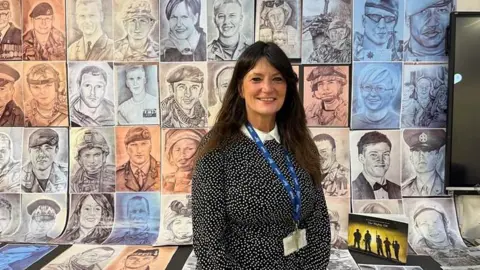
<box><xmin>353</xmin><ymin>0</ymin><xmax>404</xmax><ymax>61</ymax></box>
<box><xmin>401</xmin><ymin>64</ymin><xmax>448</xmax><ymax>128</ymax></box>
<box><xmin>104</xmin><ymin>192</ymin><xmax>160</xmax><ymax>245</ymax></box>
<box><xmin>0</xmin><ymin>244</ymin><xmax>56</xmax><ymax>270</ymax></box>
<box><xmin>404</xmin><ymin>0</ymin><xmax>454</xmax><ymax>61</ymax></box>
<box><xmin>352</xmin><ymin>62</ymin><xmax>402</xmax><ymax>130</ymax></box>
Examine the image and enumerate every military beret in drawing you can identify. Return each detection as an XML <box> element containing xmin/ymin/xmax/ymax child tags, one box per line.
<box><xmin>365</xmin><ymin>0</ymin><xmax>399</xmax><ymax>16</ymax></box>
<box><xmin>406</xmin><ymin>0</ymin><xmax>452</xmax><ymax>16</ymax></box>
<box><xmin>166</xmin><ymin>65</ymin><xmax>204</xmax><ymax>84</ymax></box>
<box><xmin>403</xmin><ymin>129</ymin><xmax>446</xmax><ymax>152</ymax></box>
<box><xmin>30</xmin><ymin>2</ymin><xmax>53</xmax><ymax>18</ymax></box>
<box><xmin>29</xmin><ymin>128</ymin><xmax>59</xmax><ymax>148</ymax></box>
<box><xmin>0</xmin><ymin>1</ymin><xmax>10</xmax><ymax>11</ymax></box>
<box><xmin>125</xmin><ymin>126</ymin><xmax>151</xmax><ymax>145</ymax></box>
<box><xmin>0</xmin><ymin>63</ymin><xmax>20</xmax><ymax>87</ymax></box>
<box><xmin>27</xmin><ymin>199</ymin><xmax>61</xmax><ymax>215</ymax></box>
<box><xmin>130</xmin><ymin>249</ymin><xmax>159</xmax><ymax>257</ymax></box>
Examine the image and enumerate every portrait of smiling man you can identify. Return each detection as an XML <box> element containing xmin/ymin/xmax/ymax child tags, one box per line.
<box><xmin>352</xmin><ymin>62</ymin><xmax>401</xmax><ymax>129</ymax></box>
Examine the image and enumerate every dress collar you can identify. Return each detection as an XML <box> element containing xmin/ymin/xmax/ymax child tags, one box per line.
<box><xmin>240</xmin><ymin>123</ymin><xmax>281</xmax><ymax>144</ymax></box>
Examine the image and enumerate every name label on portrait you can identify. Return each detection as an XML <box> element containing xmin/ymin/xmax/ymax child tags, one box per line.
<box><xmin>143</xmin><ymin>109</ymin><xmax>157</xmax><ymax>118</ymax></box>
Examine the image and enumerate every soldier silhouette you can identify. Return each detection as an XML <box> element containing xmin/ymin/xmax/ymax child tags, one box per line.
<box><xmin>393</xmin><ymin>240</ymin><xmax>400</xmax><ymax>260</ymax></box>
<box><xmin>353</xmin><ymin>229</ymin><xmax>362</xmax><ymax>249</ymax></box>
<box><xmin>364</xmin><ymin>230</ymin><xmax>372</xmax><ymax>252</ymax></box>
<box><xmin>376</xmin><ymin>235</ymin><xmax>384</xmax><ymax>256</ymax></box>
<box><xmin>384</xmin><ymin>237</ymin><xmax>392</xmax><ymax>259</ymax></box>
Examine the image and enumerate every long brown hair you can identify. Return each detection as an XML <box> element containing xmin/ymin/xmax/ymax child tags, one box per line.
<box><xmin>197</xmin><ymin>42</ymin><xmax>322</xmax><ymax>187</ymax></box>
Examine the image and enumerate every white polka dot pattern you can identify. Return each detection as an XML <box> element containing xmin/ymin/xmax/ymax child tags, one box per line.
<box><xmin>192</xmin><ymin>133</ymin><xmax>331</xmax><ymax>269</ymax></box>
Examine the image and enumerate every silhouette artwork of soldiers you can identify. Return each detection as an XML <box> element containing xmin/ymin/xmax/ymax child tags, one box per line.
<box><xmin>364</xmin><ymin>230</ymin><xmax>372</xmax><ymax>252</ymax></box>
<box><xmin>384</xmin><ymin>237</ymin><xmax>392</xmax><ymax>259</ymax></box>
<box><xmin>393</xmin><ymin>240</ymin><xmax>400</xmax><ymax>260</ymax></box>
<box><xmin>353</xmin><ymin>229</ymin><xmax>362</xmax><ymax>249</ymax></box>
<box><xmin>376</xmin><ymin>235</ymin><xmax>384</xmax><ymax>256</ymax></box>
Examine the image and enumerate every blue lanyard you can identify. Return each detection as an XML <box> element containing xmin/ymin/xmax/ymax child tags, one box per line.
<box><xmin>245</xmin><ymin>123</ymin><xmax>302</xmax><ymax>224</ymax></box>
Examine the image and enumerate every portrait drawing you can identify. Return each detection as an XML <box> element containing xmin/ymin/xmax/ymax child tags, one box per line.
<box><xmin>0</xmin><ymin>0</ymin><xmax>22</xmax><ymax>60</ymax></box>
<box><xmin>207</xmin><ymin>63</ymin><xmax>234</xmax><ymax>126</ymax></box>
<box><xmin>0</xmin><ymin>128</ymin><xmax>22</xmax><ymax>192</ymax></box>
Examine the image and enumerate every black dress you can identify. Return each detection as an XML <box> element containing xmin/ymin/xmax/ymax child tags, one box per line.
<box><xmin>192</xmin><ymin>133</ymin><xmax>331</xmax><ymax>269</ymax></box>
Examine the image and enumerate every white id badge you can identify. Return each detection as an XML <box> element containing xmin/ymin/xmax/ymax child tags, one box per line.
<box><xmin>283</xmin><ymin>229</ymin><xmax>307</xmax><ymax>256</ymax></box>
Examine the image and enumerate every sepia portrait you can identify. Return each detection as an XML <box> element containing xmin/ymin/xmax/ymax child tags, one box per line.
<box><xmin>304</xmin><ymin>65</ymin><xmax>349</xmax><ymax>127</ymax></box>
<box><xmin>207</xmin><ymin>0</ymin><xmax>254</xmax><ymax>61</ymax></box>
<box><xmin>327</xmin><ymin>249</ymin><xmax>359</xmax><ymax>270</ymax></box>
<box><xmin>401</xmin><ymin>129</ymin><xmax>446</xmax><ymax>196</ymax></box>
<box><xmin>351</xmin><ymin>62</ymin><xmax>402</xmax><ymax>130</ymax></box>
<box><xmin>160</xmin><ymin>63</ymin><xmax>208</xmax><ymax>128</ymax></box>
<box><xmin>158</xmin><ymin>194</ymin><xmax>193</xmax><ymax>245</ymax></box>
<box><xmin>0</xmin><ymin>194</ymin><xmax>20</xmax><ymax>239</ymax></box>
<box><xmin>104</xmin><ymin>246</ymin><xmax>166</xmax><ymax>270</ymax></box>
<box><xmin>0</xmin><ymin>0</ymin><xmax>22</xmax><ymax>60</ymax></box>
<box><xmin>207</xmin><ymin>62</ymin><xmax>234</xmax><ymax>126</ymax></box>
<box><xmin>403</xmin><ymin>197</ymin><xmax>466</xmax><ymax>255</ymax></box>
<box><xmin>353</xmin><ymin>0</ymin><xmax>404</xmax><ymax>61</ymax></box>
<box><xmin>0</xmin><ymin>244</ymin><xmax>57</xmax><ymax>270</ymax></box>
<box><xmin>162</xmin><ymin>129</ymin><xmax>207</xmax><ymax>194</ymax></box>
<box><xmin>457</xmin><ymin>195</ymin><xmax>480</xmax><ymax>240</ymax></box>
<box><xmin>159</xmin><ymin>0</ymin><xmax>207</xmax><ymax>62</ymax></box>
<box><xmin>0</xmin><ymin>63</ymin><xmax>24</xmax><ymax>126</ymax></box>
<box><xmin>57</xmin><ymin>193</ymin><xmax>114</xmax><ymax>244</ymax></box>
<box><xmin>104</xmin><ymin>192</ymin><xmax>160</xmax><ymax>245</ymax></box>
<box><xmin>116</xmin><ymin>126</ymin><xmax>161</xmax><ymax>192</ymax></box>
<box><xmin>401</xmin><ymin>64</ymin><xmax>448</xmax><ymax>128</ymax></box>
<box><xmin>23</xmin><ymin>62</ymin><xmax>68</xmax><ymax>127</ymax></box>
<box><xmin>20</xmin><ymin>127</ymin><xmax>68</xmax><ymax>193</ymax></box>
<box><xmin>22</xmin><ymin>0</ymin><xmax>66</xmax><ymax>60</ymax></box>
<box><xmin>69</xmin><ymin>127</ymin><xmax>116</xmax><ymax>193</ymax></box>
<box><xmin>113</xmin><ymin>0</ymin><xmax>159</xmax><ymax>61</ymax></box>
<box><xmin>18</xmin><ymin>193</ymin><xmax>67</xmax><ymax>243</ymax></box>
<box><xmin>353</xmin><ymin>199</ymin><xmax>404</xmax><ymax>215</ymax></box>
<box><xmin>255</xmin><ymin>0</ymin><xmax>301</xmax><ymax>59</ymax></box>
<box><xmin>67</xmin><ymin>0</ymin><xmax>114</xmax><ymax>61</ymax></box>
<box><xmin>43</xmin><ymin>245</ymin><xmax>124</xmax><ymax>270</ymax></box>
<box><xmin>350</xmin><ymin>130</ymin><xmax>401</xmax><ymax>200</ymax></box>
<box><xmin>404</xmin><ymin>0</ymin><xmax>454</xmax><ymax>61</ymax></box>
<box><xmin>0</xmin><ymin>128</ymin><xmax>22</xmax><ymax>192</ymax></box>
<box><xmin>325</xmin><ymin>196</ymin><xmax>350</xmax><ymax>249</ymax></box>
<box><xmin>115</xmin><ymin>63</ymin><xmax>160</xmax><ymax>125</ymax></box>
<box><xmin>302</xmin><ymin>0</ymin><xmax>352</xmax><ymax>64</ymax></box>
<box><xmin>310</xmin><ymin>128</ymin><xmax>350</xmax><ymax>197</ymax></box>
<box><xmin>68</xmin><ymin>62</ymin><xmax>115</xmax><ymax>127</ymax></box>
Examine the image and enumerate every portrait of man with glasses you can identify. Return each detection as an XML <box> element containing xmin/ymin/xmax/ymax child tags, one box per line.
<box><xmin>0</xmin><ymin>0</ymin><xmax>21</xmax><ymax>60</ymax></box>
<box><xmin>352</xmin><ymin>62</ymin><xmax>401</xmax><ymax>129</ymax></box>
<box><xmin>353</xmin><ymin>0</ymin><xmax>403</xmax><ymax>61</ymax></box>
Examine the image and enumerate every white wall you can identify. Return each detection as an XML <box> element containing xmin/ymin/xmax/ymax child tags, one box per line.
<box><xmin>457</xmin><ymin>0</ymin><xmax>480</xmax><ymax>11</ymax></box>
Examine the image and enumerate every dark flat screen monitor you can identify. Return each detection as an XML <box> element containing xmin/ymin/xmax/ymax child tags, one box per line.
<box><xmin>446</xmin><ymin>12</ymin><xmax>480</xmax><ymax>187</ymax></box>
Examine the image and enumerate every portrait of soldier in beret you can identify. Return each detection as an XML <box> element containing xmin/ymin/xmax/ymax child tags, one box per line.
<box><xmin>24</xmin><ymin>63</ymin><xmax>68</xmax><ymax>127</ymax></box>
<box><xmin>402</xmin><ymin>129</ymin><xmax>446</xmax><ymax>196</ymax></box>
<box><xmin>160</xmin><ymin>64</ymin><xmax>207</xmax><ymax>128</ymax></box>
<box><xmin>23</xmin><ymin>1</ymin><xmax>66</xmax><ymax>60</ymax></box>
<box><xmin>20</xmin><ymin>128</ymin><xmax>68</xmax><ymax>193</ymax></box>
<box><xmin>116</xmin><ymin>126</ymin><xmax>160</xmax><ymax>192</ymax></box>
<box><xmin>24</xmin><ymin>198</ymin><xmax>60</xmax><ymax>242</ymax></box>
<box><xmin>0</xmin><ymin>0</ymin><xmax>22</xmax><ymax>60</ymax></box>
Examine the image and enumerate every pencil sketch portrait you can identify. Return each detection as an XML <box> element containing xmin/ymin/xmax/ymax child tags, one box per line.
<box><xmin>43</xmin><ymin>246</ymin><xmax>118</xmax><ymax>270</ymax></box>
<box><xmin>255</xmin><ymin>0</ymin><xmax>301</xmax><ymax>58</ymax></box>
<box><xmin>57</xmin><ymin>193</ymin><xmax>114</xmax><ymax>244</ymax></box>
<box><xmin>352</xmin><ymin>62</ymin><xmax>402</xmax><ymax>130</ymax></box>
<box><xmin>104</xmin><ymin>247</ymin><xmax>163</xmax><ymax>270</ymax></box>
<box><xmin>353</xmin><ymin>0</ymin><xmax>404</xmax><ymax>61</ymax></box>
<box><xmin>67</xmin><ymin>0</ymin><xmax>114</xmax><ymax>60</ymax></box>
<box><xmin>207</xmin><ymin>62</ymin><xmax>234</xmax><ymax>126</ymax></box>
<box><xmin>116</xmin><ymin>64</ymin><xmax>159</xmax><ymax>125</ymax></box>
<box><xmin>327</xmin><ymin>249</ymin><xmax>359</xmax><ymax>269</ymax></box>
<box><xmin>160</xmin><ymin>63</ymin><xmax>207</xmax><ymax>128</ymax></box>
<box><xmin>158</xmin><ymin>195</ymin><xmax>193</xmax><ymax>245</ymax></box>
<box><xmin>68</xmin><ymin>62</ymin><xmax>115</xmax><ymax>127</ymax></box>
<box><xmin>353</xmin><ymin>199</ymin><xmax>404</xmax><ymax>215</ymax></box>
<box><xmin>207</xmin><ymin>0</ymin><xmax>254</xmax><ymax>61</ymax></box>
<box><xmin>0</xmin><ymin>194</ymin><xmax>20</xmax><ymax>238</ymax></box>
<box><xmin>0</xmin><ymin>128</ymin><xmax>22</xmax><ymax>192</ymax></box>
<box><xmin>350</xmin><ymin>130</ymin><xmax>401</xmax><ymax>200</ymax></box>
<box><xmin>310</xmin><ymin>128</ymin><xmax>350</xmax><ymax>196</ymax></box>
<box><xmin>0</xmin><ymin>0</ymin><xmax>22</xmax><ymax>60</ymax></box>
<box><xmin>160</xmin><ymin>0</ymin><xmax>207</xmax><ymax>62</ymax></box>
<box><xmin>325</xmin><ymin>196</ymin><xmax>350</xmax><ymax>249</ymax></box>
<box><xmin>302</xmin><ymin>0</ymin><xmax>352</xmax><ymax>64</ymax></box>
<box><xmin>20</xmin><ymin>128</ymin><xmax>68</xmax><ymax>193</ymax></box>
<box><xmin>23</xmin><ymin>0</ymin><xmax>66</xmax><ymax>60</ymax></box>
<box><xmin>23</xmin><ymin>62</ymin><xmax>68</xmax><ymax>127</ymax></box>
<box><xmin>403</xmin><ymin>197</ymin><xmax>466</xmax><ymax>255</ymax></box>
<box><xmin>401</xmin><ymin>129</ymin><xmax>446</xmax><ymax>196</ymax></box>
<box><xmin>401</xmin><ymin>64</ymin><xmax>448</xmax><ymax>128</ymax></box>
<box><xmin>114</xmin><ymin>0</ymin><xmax>159</xmax><ymax>61</ymax></box>
<box><xmin>0</xmin><ymin>63</ymin><xmax>24</xmax><ymax>126</ymax></box>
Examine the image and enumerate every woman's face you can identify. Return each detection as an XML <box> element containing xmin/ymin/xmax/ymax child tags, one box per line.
<box><xmin>171</xmin><ymin>138</ymin><xmax>198</xmax><ymax>171</ymax></box>
<box><xmin>171</xmin><ymin>216</ymin><xmax>192</xmax><ymax>240</ymax></box>
<box><xmin>79</xmin><ymin>195</ymin><xmax>103</xmax><ymax>230</ymax></box>
<box><xmin>241</xmin><ymin>57</ymin><xmax>287</xmax><ymax>123</ymax></box>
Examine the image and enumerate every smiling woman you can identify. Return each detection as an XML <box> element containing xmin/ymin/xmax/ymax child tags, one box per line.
<box><xmin>192</xmin><ymin>41</ymin><xmax>330</xmax><ymax>269</ymax></box>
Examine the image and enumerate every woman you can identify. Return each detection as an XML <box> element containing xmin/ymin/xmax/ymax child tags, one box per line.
<box><xmin>192</xmin><ymin>41</ymin><xmax>330</xmax><ymax>269</ymax></box>
<box><xmin>163</xmin><ymin>198</ymin><xmax>193</xmax><ymax>244</ymax></box>
<box><xmin>58</xmin><ymin>194</ymin><xmax>114</xmax><ymax>244</ymax></box>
